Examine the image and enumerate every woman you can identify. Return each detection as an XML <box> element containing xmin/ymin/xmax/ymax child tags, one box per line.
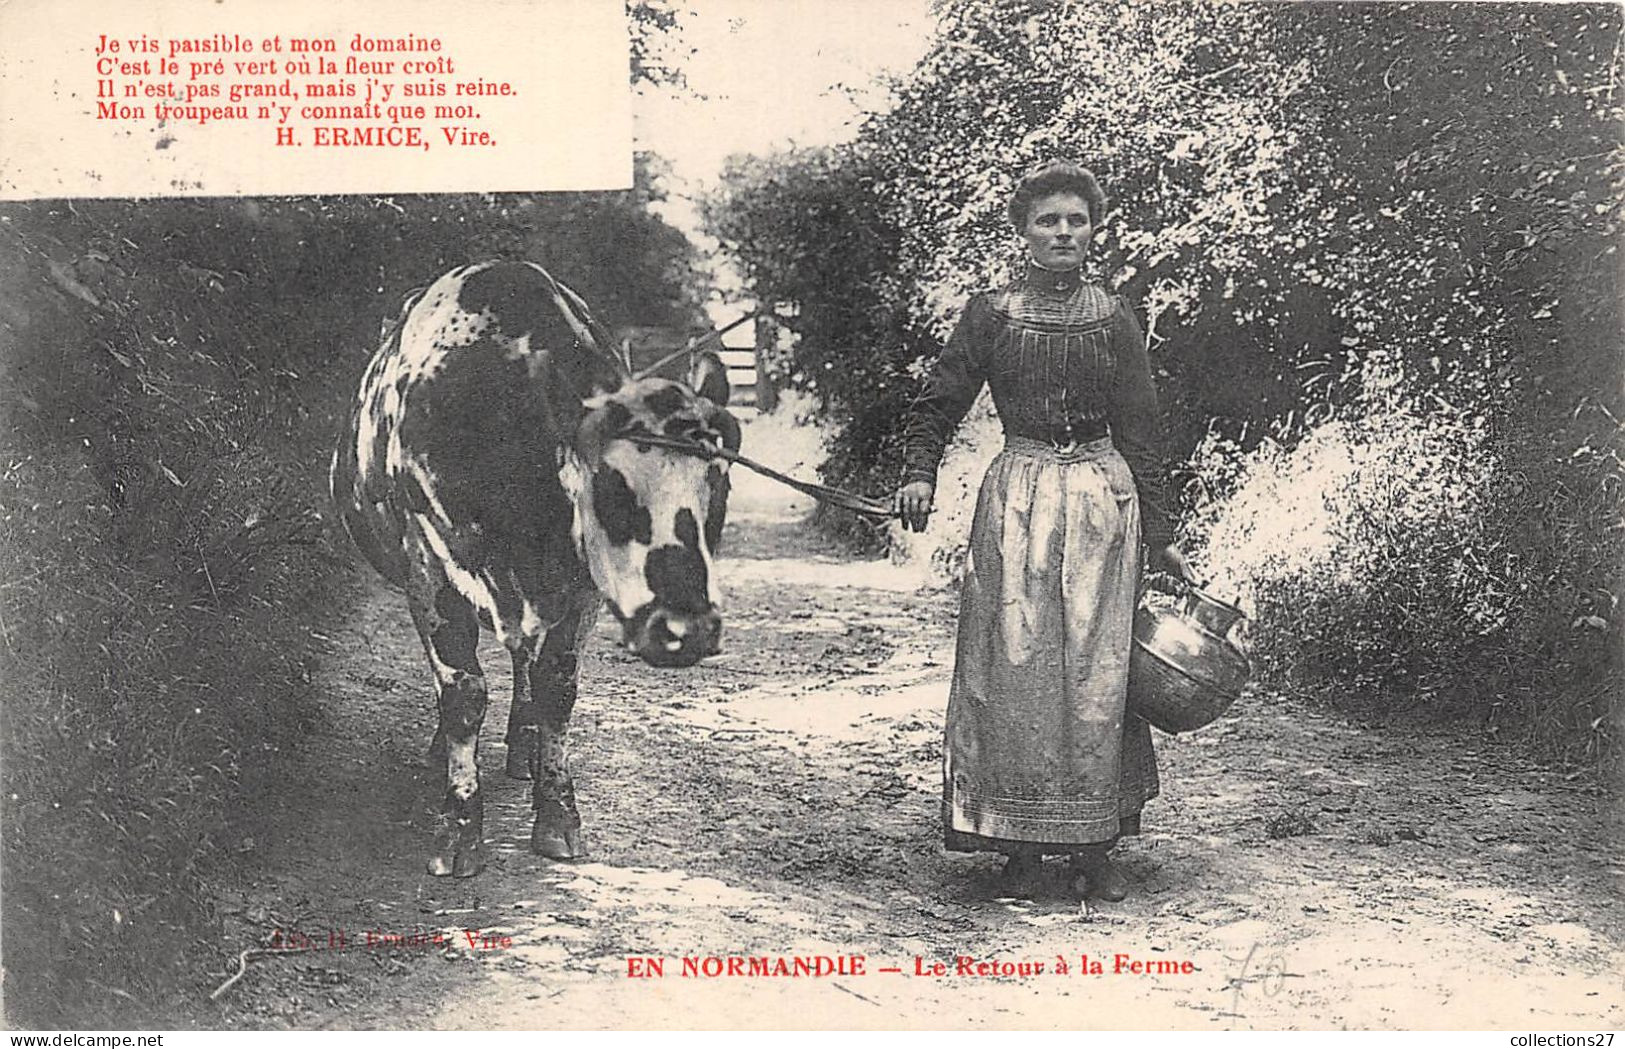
<box><xmin>894</xmin><ymin>160</ymin><xmax>1193</xmax><ymax>901</ymax></box>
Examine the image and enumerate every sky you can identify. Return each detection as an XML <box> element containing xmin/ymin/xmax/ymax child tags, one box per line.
<box><xmin>632</xmin><ymin>0</ymin><xmax>937</xmax><ymax>245</ymax></box>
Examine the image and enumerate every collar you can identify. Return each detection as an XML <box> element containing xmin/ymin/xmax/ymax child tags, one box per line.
<box><xmin>1023</xmin><ymin>258</ymin><xmax>1084</xmax><ymax>294</ymax></box>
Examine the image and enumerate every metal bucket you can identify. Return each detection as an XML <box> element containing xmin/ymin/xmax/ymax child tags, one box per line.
<box><xmin>1128</xmin><ymin>584</ymin><xmax>1250</xmax><ymax>734</ymax></box>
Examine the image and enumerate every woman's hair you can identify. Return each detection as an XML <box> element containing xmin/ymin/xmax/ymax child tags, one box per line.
<box><xmin>1007</xmin><ymin>160</ymin><xmax>1107</xmax><ymax>230</ymax></box>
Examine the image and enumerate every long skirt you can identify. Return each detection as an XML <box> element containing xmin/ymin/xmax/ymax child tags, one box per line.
<box><xmin>942</xmin><ymin>435</ymin><xmax>1159</xmax><ymax>853</ymax></box>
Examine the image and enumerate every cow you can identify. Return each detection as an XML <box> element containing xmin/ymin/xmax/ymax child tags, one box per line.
<box><xmin>330</xmin><ymin>260</ymin><xmax>738</xmax><ymax>878</ymax></box>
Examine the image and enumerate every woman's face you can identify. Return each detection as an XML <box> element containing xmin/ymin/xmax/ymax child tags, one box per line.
<box><xmin>1020</xmin><ymin>191</ymin><xmax>1093</xmax><ymax>270</ymax></box>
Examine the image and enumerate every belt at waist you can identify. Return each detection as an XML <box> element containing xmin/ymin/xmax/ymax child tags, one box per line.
<box><xmin>1002</xmin><ymin>434</ymin><xmax>1116</xmax><ymax>462</ymax></box>
<box><xmin>1003</xmin><ymin>419</ymin><xmax>1110</xmax><ymax>450</ymax></box>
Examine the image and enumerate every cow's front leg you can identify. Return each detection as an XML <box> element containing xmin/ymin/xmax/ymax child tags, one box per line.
<box><xmin>410</xmin><ymin>587</ymin><xmax>488</xmax><ymax>878</ymax></box>
<box><xmin>504</xmin><ymin>648</ymin><xmax>535</xmax><ymax>781</ymax></box>
<box><xmin>528</xmin><ymin>600</ymin><xmax>599</xmax><ymax>861</ymax></box>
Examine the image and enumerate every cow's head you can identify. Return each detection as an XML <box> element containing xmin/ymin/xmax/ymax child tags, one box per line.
<box><xmin>560</xmin><ymin>352</ymin><xmax>739</xmax><ymax>667</ymax></box>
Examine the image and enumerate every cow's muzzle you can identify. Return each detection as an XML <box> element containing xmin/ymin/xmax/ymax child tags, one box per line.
<box><xmin>628</xmin><ymin>607</ymin><xmax>721</xmax><ymax>668</ymax></box>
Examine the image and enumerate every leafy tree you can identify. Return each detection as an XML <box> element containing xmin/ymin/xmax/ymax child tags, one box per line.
<box><xmin>629</xmin><ymin>0</ymin><xmax>691</xmax><ymax>89</ymax></box>
<box><xmin>712</xmin><ymin>0</ymin><xmax>1319</xmax><ymax>469</ymax></box>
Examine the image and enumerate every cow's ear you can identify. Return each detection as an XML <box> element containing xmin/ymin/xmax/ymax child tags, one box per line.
<box><xmin>711</xmin><ymin>406</ymin><xmax>741</xmax><ymax>454</ymax></box>
<box><xmin>688</xmin><ymin>350</ymin><xmax>730</xmax><ymax>408</ymax></box>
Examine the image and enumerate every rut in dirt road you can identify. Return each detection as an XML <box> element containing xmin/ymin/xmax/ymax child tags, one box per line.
<box><xmin>214</xmin><ymin>444</ymin><xmax>1624</xmax><ymax>1030</ymax></box>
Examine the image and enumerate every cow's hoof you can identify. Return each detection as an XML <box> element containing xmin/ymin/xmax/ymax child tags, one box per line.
<box><xmin>453</xmin><ymin>845</ymin><xmax>485</xmax><ymax>878</ymax></box>
<box><xmin>531</xmin><ymin>822</ymin><xmax>585</xmax><ymax>861</ymax></box>
<box><xmin>505</xmin><ymin>747</ymin><xmax>533</xmax><ymax>781</ymax></box>
<box><xmin>427</xmin><ymin>844</ymin><xmax>485</xmax><ymax>878</ymax></box>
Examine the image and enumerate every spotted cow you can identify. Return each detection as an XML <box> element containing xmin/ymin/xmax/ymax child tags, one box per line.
<box><xmin>331</xmin><ymin>260</ymin><xmax>737</xmax><ymax>877</ymax></box>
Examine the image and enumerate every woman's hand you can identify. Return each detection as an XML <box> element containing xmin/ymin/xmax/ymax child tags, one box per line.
<box><xmin>893</xmin><ymin>480</ymin><xmax>935</xmax><ymax>533</ymax></box>
<box><xmin>1151</xmin><ymin>542</ymin><xmax>1197</xmax><ymax>583</ymax></box>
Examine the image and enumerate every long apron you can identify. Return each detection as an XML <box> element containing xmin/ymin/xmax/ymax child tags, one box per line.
<box><xmin>942</xmin><ymin>434</ymin><xmax>1159</xmax><ymax>852</ymax></box>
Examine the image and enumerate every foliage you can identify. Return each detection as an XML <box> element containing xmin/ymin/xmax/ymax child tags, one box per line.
<box><xmin>1187</xmin><ymin>409</ymin><xmax>1501</xmax><ymax>690</ymax></box>
<box><xmin>1179</xmin><ymin>2</ymin><xmax>1625</xmax><ymax>765</ymax></box>
<box><xmin>629</xmin><ymin>0</ymin><xmax>692</xmax><ymax>90</ymax></box>
<box><xmin>0</xmin><ymin>164</ymin><xmax>705</xmax><ymax>1025</ymax></box>
<box><xmin>708</xmin><ymin>0</ymin><xmax>1321</xmax><ymax>514</ymax></box>
<box><xmin>0</xmin><ymin>198</ymin><xmax>359</xmax><ymax>1026</ymax></box>
<box><xmin>701</xmin><ymin>147</ymin><xmax>926</xmax><ymax>536</ymax></box>
<box><xmin>1184</xmin><ymin>393</ymin><xmax>1621</xmax><ymax>764</ymax></box>
<box><xmin>534</xmin><ymin>153</ymin><xmax>710</xmax><ymax>332</ymax></box>
<box><xmin>708</xmin><ymin>0</ymin><xmax>1623</xmax><ymax>762</ymax></box>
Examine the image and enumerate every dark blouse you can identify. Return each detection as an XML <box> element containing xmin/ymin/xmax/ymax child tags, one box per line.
<box><xmin>901</xmin><ymin>263</ymin><xmax>1174</xmax><ymax>546</ymax></box>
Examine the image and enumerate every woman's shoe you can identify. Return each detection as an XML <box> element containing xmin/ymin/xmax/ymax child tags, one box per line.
<box><xmin>997</xmin><ymin>851</ymin><xmax>1043</xmax><ymax>898</ymax></box>
<box><xmin>1070</xmin><ymin>851</ymin><xmax>1129</xmax><ymax>902</ymax></box>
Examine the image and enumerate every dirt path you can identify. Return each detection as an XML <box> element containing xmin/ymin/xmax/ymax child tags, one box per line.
<box><xmin>204</xmin><ymin>447</ymin><xmax>1625</xmax><ymax>1030</ymax></box>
